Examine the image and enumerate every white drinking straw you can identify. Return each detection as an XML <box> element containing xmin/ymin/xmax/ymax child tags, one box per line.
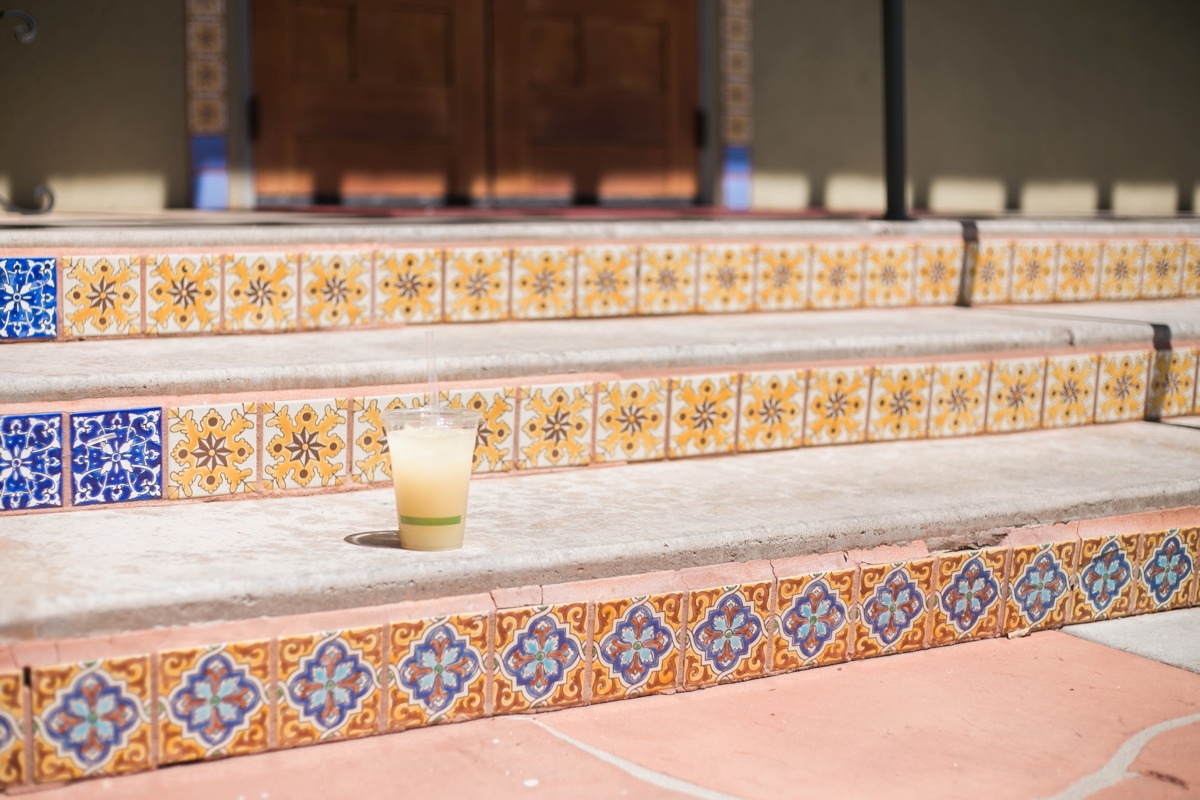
<box><xmin>425</xmin><ymin>330</ymin><xmax>442</xmax><ymax>412</ymax></box>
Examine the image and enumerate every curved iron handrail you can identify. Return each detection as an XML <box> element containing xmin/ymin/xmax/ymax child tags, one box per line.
<box><xmin>1</xmin><ymin>8</ymin><xmax>54</xmax><ymax>215</ymax></box>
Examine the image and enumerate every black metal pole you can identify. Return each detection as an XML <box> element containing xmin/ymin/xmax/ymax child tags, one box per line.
<box><xmin>882</xmin><ymin>0</ymin><xmax>907</xmax><ymax>220</ymax></box>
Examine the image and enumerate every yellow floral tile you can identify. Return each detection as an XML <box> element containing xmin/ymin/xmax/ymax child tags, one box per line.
<box><xmin>684</xmin><ymin>583</ymin><xmax>770</xmax><ymax>688</ymax></box>
<box><xmin>1183</xmin><ymin>242</ymin><xmax>1200</xmax><ymax>297</ymax></box>
<box><xmin>811</xmin><ymin>243</ymin><xmax>863</xmax><ymax>309</ymax></box>
<box><xmin>512</xmin><ymin>247</ymin><xmax>574</xmax><ymax>320</ymax></box>
<box><xmin>638</xmin><ymin>245</ymin><xmax>697</xmax><ymax>315</ymax></box>
<box><xmin>1042</xmin><ymin>355</ymin><xmax>1097</xmax><ymax>428</ymax></box>
<box><xmin>755</xmin><ymin>244</ymin><xmax>811</xmax><ymax>311</ymax></box>
<box><xmin>987</xmin><ymin>357</ymin><xmax>1045</xmax><ymax>433</ymax></box>
<box><xmin>868</xmin><ymin>364</ymin><xmax>931</xmax><ymax>442</ymax></box>
<box><xmin>595</xmin><ymin>379</ymin><xmax>667</xmax><ymax>463</ymax></box>
<box><xmin>1004</xmin><ymin>540</ymin><xmax>1076</xmax><ymax>634</ymax></box>
<box><xmin>854</xmin><ymin>559</ymin><xmax>933</xmax><ymax>658</ymax></box>
<box><xmin>738</xmin><ymin>369</ymin><xmax>805</xmax><ymax>452</ymax></box>
<box><xmin>61</xmin><ymin>255</ymin><xmax>141</xmax><ymax>337</ymax></box>
<box><xmin>263</xmin><ymin>399</ymin><xmax>348</xmax><ymax>489</ymax></box>
<box><xmin>1147</xmin><ymin>349</ymin><xmax>1197</xmax><ymax>419</ymax></box>
<box><xmin>804</xmin><ymin>366</ymin><xmax>870</xmax><ymax>446</ymax></box>
<box><xmin>494</xmin><ymin>604</ymin><xmax>588</xmax><ymax>714</ymax></box>
<box><xmin>772</xmin><ymin>569</ymin><xmax>855</xmax><ymax>673</ymax></box>
<box><xmin>1095</xmin><ymin>351</ymin><xmax>1149</xmax><ymax>423</ymax></box>
<box><xmin>0</xmin><ymin>672</ymin><xmax>24</xmax><ymax>788</ymax></box>
<box><xmin>389</xmin><ymin>614</ymin><xmax>488</xmax><ymax>730</ymax></box>
<box><xmin>375</xmin><ymin>248</ymin><xmax>442</xmax><ymax>324</ymax></box>
<box><xmin>916</xmin><ymin>242</ymin><xmax>963</xmax><ymax>306</ymax></box>
<box><xmin>223</xmin><ymin>252</ymin><xmax>298</xmax><ymax>331</ymax></box>
<box><xmin>1070</xmin><ymin>535</ymin><xmax>1139</xmax><ymax>623</ymax></box>
<box><xmin>1099</xmin><ymin>242</ymin><xmax>1143</xmax><ymax>300</ymax></box>
<box><xmin>157</xmin><ymin>641</ymin><xmax>270</xmax><ymax>763</ymax></box>
<box><xmin>1133</xmin><ymin>529</ymin><xmax>1198</xmax><ymax>614</ymax></box>
<box><xmin>146</xmin><ymin>253</ymin><xmax>220</xmax><ymax>334</ymax></box>
<box><xmin>445</xmin><ymin>248</ymin><xmax>510</xmax><ymax>323</ymax></box>
<box><xmin>929</xmin><ymin>549</ymin><xmax>1007</xmax><ymax>646</ymax></box>
<box><xmin>351</xmin><ymin>392</ymin><xmax>427</xmax><ymax>484</ymax></box>
<box><xmin>577</xmin><ymin>246</ymin><xmax>636</xmax><ymax>318</ymax></box>
<box><xmin>1054</xmin><ymin>242</ymin><xmax>1101</xmax><ymax>302</ymax></box>
<box><xmin>592</xmin><ymin>593</ymin><xmax>683</xmax><ymax>702</ymax></box>
<box><xmin>442</xmin><ymin>387</ymin><xmax>517</xmax><ymax>473</ymax></box>
<box><xmin>863</xmin><ymin>242</ymin><xmax>913</xmax><ymax>308</ymax></box>
<box><xmin>929</xmin><ymin>360</ymin><xmax>989</xmax><ymax>438</ymax></box>
<box><xmin>1010</xmin><ymin>242</ymin><xmax>1057</xmax><ymax>303</ymax></box>
<box><xmin>301</xmin><ymin>251</ymin><xmax>370</xmax><ymax>329</ymax></box>
<box><xmin>277</xmin><ymin>627</ymin><xmax>383</xmax><ymax>748</ymax></box>
<box><xmin>167</xmin><ymin>403</ymin><xmax>257</xmax><ymax>498</ymax></box>
<box><xmin>32</xmin><ymin>657</ymin><xmax>152</xmax><ymax>782</ymax></box>
<box><xmin>519</xmin><ymin>383</ymin><xmax>593</xmax><ymax>469</ymax></box>
<box><xmin>1141</xmin><ymin>241</ymin><xmax>1183</xmax><ymax>299</ymax></box>
<box><xmin>967</xmin><ymin>242</ymin><xmax>1011</xmax><ymax>304</ymax></box>
<box><xmin>698</xmin><ymin>244</ymin><xmax>755</xmax><ymax>313</ymax></box>
<box><xmin>669</xmin><ymin>373</ymin><xmax>738</xmax><ymax>458</ymax></box>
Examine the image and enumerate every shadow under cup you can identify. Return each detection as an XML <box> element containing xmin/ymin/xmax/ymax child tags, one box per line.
<box><xmin>381</xmin><ymin>407</ymin><xmax>482</xmax><ymax>551</ymax></box>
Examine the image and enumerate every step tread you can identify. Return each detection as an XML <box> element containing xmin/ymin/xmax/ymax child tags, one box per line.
<box><xmin>2</xmin><ymin>303</ymin><xmax>1169</xmax><ymax>404</ymax></box>
<box><xmin>989</xmin><ymin>299</ymin><xmax>1200</xmax><ymax>340</ymax></box>
<box><xmin>3</xmin><ymin>421</ymin><xmax>1197</xmax><ymax>640</ymax></box>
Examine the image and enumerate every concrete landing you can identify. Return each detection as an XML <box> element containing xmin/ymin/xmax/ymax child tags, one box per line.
<box><xmin>3</xmin><ymin>421</ymin><xmax>1198</xmax><ymax>640</ymax></box>
<box><xmin>2</xmin><ymin>303</ymin><xmax>1169</xmax><ymax>404</ymax></box>
<box><xmin>1065</xmin><ymin>608</ymin><xmax>1200</xmax><ymax>674</ymax></box>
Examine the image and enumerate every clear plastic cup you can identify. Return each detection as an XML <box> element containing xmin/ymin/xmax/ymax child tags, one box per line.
<box><xmin>381</xmin><ymin>407</ymin><xmax>481</xmax><ymax>551</ymax></box>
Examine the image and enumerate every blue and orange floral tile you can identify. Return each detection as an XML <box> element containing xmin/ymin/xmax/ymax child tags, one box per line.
<box><xmin>1043</xmin><ymin>355</ymin><xmax>1098</xmax><ymax>428</ymax></box>
<box><xmin>277</xmin><ymin>628</ymin><xmax>383</xmax><ymax>747</ymax></box>
<box><xmin>61</xmin><ymin>256</ymin><xmax>140</xmax><ymax>337</ymax></box>
<box><xmin>350</xmin><ymin>393</ymin><xmax>427</xmax><ymax>484</ymax></box>
<box><xmin>512</xmin><ymin>247</ymin><xmax>574</xmax><ymax>320</ymax></box>
<box><xmin>262</xmin><ymin>399</ymin><xmax>347</xmax><ymax>489</ymax></box>
<box><xmin>986</xmin><ymin>358</ymin><xmax>1045</xmax><ymax>433</ymax></box>
<box><xmin>1054</xmin><ymin>242</ymin><xmax>1101</xmax><ymax>302</ymax></box>
<box><xmin>1133</xmin><ymin>529</ymin><xmax>1196</xmax><ymax>615</ymax></box>
<box><xmin>929</xmin><ymin>549</ymin><xmax>1007</xmax><ymax>646</ymax></box>
<box><xmin>375</xmin><ymin>248</ymin><xmax>442</xmax><ymax>324</ymax></box>
<box><xmin>158</xmin><ymin>641</ymin><xmax>270</xmax><ymax>763</ymax></box>
<box><xmin>928</xmin><ymin>361</ymin><xmax>988</xmax><ymax>438</ymax></box>
<box><xmin>1099</xmin><ymin>242</ymin><xmax>1143</xmax><ymax>300</ymax></box>
<box><xmin>146</xmin><ymin>254</ymin><xmax>220</xmax><ymax>334</ymax></box>
<box><xmin>594</xmin><ymin>379</ymin><xmax>667</xmax><ymax>463</ymax></box>
<box><xmin>442</xmin><ymin>387</ymin><xmax>517</xmax><ymax>473</ymax></box>
<box><xmin>301</xmin><ymin>251</ymin><xmax>370</xmax><ymax>328</ymax></box>
<box><xmin>223</xmin><ymin>253</ymin><xmax>299</xmax><ymax>331</ymax></box>
<box><xmin>1010</xmin><ymin>242</ymin><xmax>1056</xmax><ymax>303</ymax></box>
<box><xmin>69</xmin><ymin>408</ymin><xmax>162</xmax><ymax>506</ymax></box>
<box><xmin>1147</xmin><ymin>349</ymin><xmax>1197</xmax><ymax>419</ymax></box>
<box><xmin>811</xmin><ymin>243</ymin><xmax>863</xmax><ymax>309</ymax></box>
<box><xmin>1141</xmin><ymin>241</ymin><xmax>1183</xmax><ymax>298</ymax></box>
<box><xmin>1095</xmin><ymin>351</ymin><xmax>1149</xmax><ymax>423</ymax></box>
<box><xmin>684</xmin><ymin>583</ymin><xmax>770</xmax><ymax>688</ymax></box>
<box><xmin>576</xmin><ymin>246</ymin><xmax>636</xmax><ymax>318</ymax></box>
<box><xmin>669</xmin><ymin>373</ymin><xmax>738</xmax><ymax>458</ymax></box>
<box><xmin>494</xmin><ymin>604</ymin><xmax>588</xmax><ymax>714</ymax></box>
<box><xmin>638</xmin><ymin>245</ymin><xmax>697</xmax><ymax>315</ymax></box>
<box><xmin>167</xmin><ymin>403</ymin><xmax>257</xmax><ymax>499</ymax></box>
<box><xmin>867</xmin><ymin>364</ymin><xmax>931</xmax><ymax>442</ymax></box>
<box><xmin>1</xmin><ymin>412</ymin><xmax>63</xmax><ymax>510</ymax></box>
<box><xmin>1070</xmin><ymin>534</ymin><xmax>1139</xmax><ymax>623</ymax></box>
<box><xmin>389</xmin><ymin>614</ymin><xmax>488</xmax><ymax>730</ymax></box>
<box><xmin>1004</xmin><ymin>540</ymin><xmax>1077</xmax><ymax>634</ymax></box>
<box><xmin>592</xmin><ymin>594</ymin><xmax>683</xmax><ymax>702</ymax></box>
<box><xmin>854</xmin><ymin>559</ymin><xmax>933</xmax><ymax>658</ymax></box>
<box><xmin>0</xmin><ymin>256</ymin><xmax>57</xmax><ymax>340</ymax></box>
<box><xmin>698</xmin><ymin>244</ymin><xmax>755</xmax><ymax>313</ymax></box>
<box><xmin>445</xmin><ymin>248</ymin><xmax>510</xmax><ymax>323</ymax></box>
<box><xmin>863</xmin><ymin>242</ymin><xmax>913</xmax><ymax>308</ymax></box>
<box><xmin>804</xmin><ymin>366</ymin><xmax>870</xmax><ymax>446</ymax></box>
<box><xmin>772</xmin><ymin>569</ymin><xmax>855</xmax><ymax>672</ymax></box>
<box><xmin>755</xmin><ymin>244</ymin><xmax>810</xmax><ymax>311</ymax></box>
<box><xmin>967</xmin><ymin>242</ymin><xmax>1011</xmax><ymax>304</ymax></box>
<box><xmin>0</xmin><ymin>671</ymin><xmax>24</xmax><ymax>787</ymax></box>
<box><xmin>737</xmin><ymin>369</ymin><xmax>805</xmax><ymax>452</ymax></box>
<box><xmin>916</xmin><ymin>242</ymin><xmax>963</xmax><ymax>305</ymax></box>
<box><xmin>519</xmin><ymin>383</ymin><xmax>593</xmax><ymax>469</ymax></box>
<box><xmin>31</xmin><ymin>657</ymin><xmax>152</xmax><ymax>782</ymax></box>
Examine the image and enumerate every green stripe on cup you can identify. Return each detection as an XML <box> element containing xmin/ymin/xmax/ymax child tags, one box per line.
<box><xmin>400</xmin><ymin>514</ymin><xmax>463</xmax><ymax>527</ymax></box>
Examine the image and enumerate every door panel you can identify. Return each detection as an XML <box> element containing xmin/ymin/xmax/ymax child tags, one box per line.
<box><xmin>253</xmin><ymin>0</ymin><xmax>486</xmax><ymax>203</ymax></box>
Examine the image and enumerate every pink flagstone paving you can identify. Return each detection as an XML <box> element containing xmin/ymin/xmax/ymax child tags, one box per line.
<box><xmin>30</xmin><ymin>628</ymin><xmax>1200</xmax><ymax>800</ymax></box>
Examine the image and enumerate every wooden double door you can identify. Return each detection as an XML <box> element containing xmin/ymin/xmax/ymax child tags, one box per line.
<box><xmin>253</xmin><ymin>0</ymin><xmax>698</xmax><ymax>205</ymax></box>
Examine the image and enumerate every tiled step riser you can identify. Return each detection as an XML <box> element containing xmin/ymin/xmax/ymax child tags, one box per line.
<box><xmin>0</xmin><ymin>515</ymin><xmax>1196</xmax><ymax>789</ymax></box>
<box><xmin>3</xmin><ymin>344</ymin><xmax>1196</xmax><ymax>515</ymax></box>
<box><xmin>3</xmin><ymin>236</ymin><xmax>1199</xmax><ymax>343</ymax></box>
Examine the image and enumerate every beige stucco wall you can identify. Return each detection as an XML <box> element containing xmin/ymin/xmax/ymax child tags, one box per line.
<box><xmin>751</xmin><ymin>0</ymin><xmax>1200</xmax><ymax>214</ymax></box>
<box><xmin>0</xmin><ymin>0</ymin><xmax>188</xmax><ymax>212</ymax></box>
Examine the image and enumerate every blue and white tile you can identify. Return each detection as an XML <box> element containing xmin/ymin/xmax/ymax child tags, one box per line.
<box><xmin>0</xmin><ymin>256</ymin><xmax>57</xmax><ymax>340</ymax></box>
<box><xmin>0</xmin><ymin>413</ymin><xmax>63</xmax><ymax>510</ymax></box>
<box><xmin>69</xmin><ymin>409</ymin><xmax>163</xmax><ymax>506</ymax></box>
